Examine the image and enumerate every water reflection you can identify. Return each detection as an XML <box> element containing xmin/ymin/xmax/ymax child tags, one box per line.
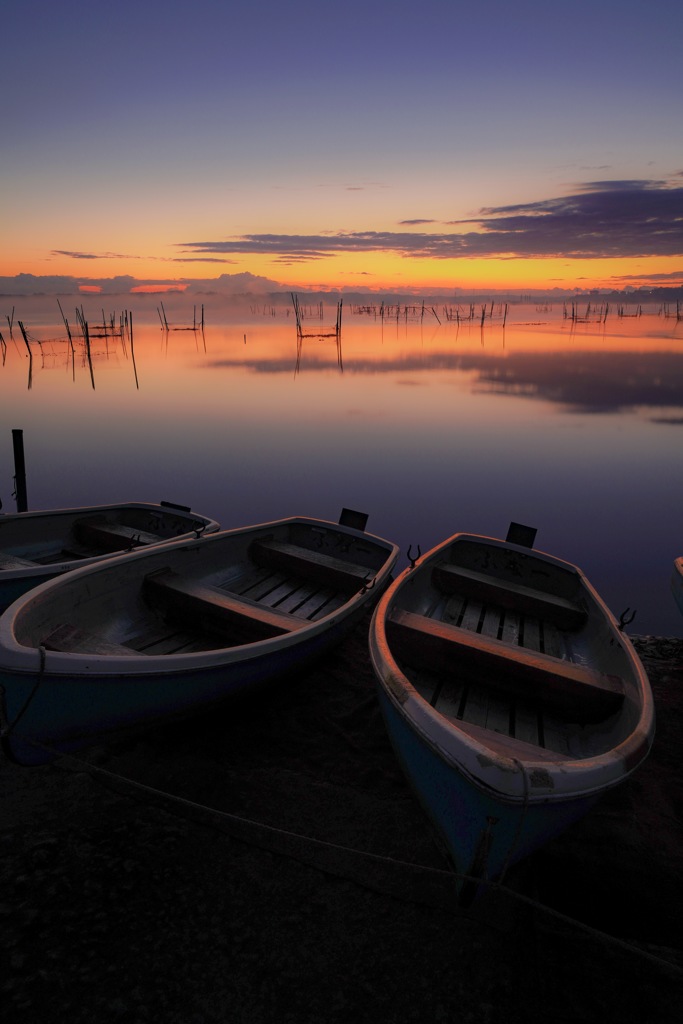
<box><xmin>2</xmin><ymin>305</ymin><xmax>682</xmax><ymax>634</ymax></box>
<box><xmin>5</xmin><ymin>308</ymin><xmax>683</xmax><ymax>419</ymax></box>
<box><xmin>5</xmin><ymin>306</ymin><xmax>683</xmax><ymax>398</ymax></box>
<box><xmin>294</xmin><ymin>334</ymin><xmax>344</xmax><ymax>376</ymax></box>
<box><xmin>473</xmin><ymin>351</ymin><xmax>683</xmax><ymax>416</ymax></box>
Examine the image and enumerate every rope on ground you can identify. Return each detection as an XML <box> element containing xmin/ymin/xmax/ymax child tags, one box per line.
<box><xmin>39</xmin><ymin>739</ymin><xmax>464</xmax><ymax>914</ymax></box>
<box><xmin>15</xmin><ymin>734</ymin><xmax>683</xmax><ymax>979</ymax></box>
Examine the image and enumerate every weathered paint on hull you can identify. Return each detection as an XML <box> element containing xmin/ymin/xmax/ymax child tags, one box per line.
<box><xmin>1</xmin><ymin>612</ymin><xmax>363</xmax><ymax>767</ymax></box>
<box><xmin>376</xmin><ymin>687</ymin><xmax>601</xmax><ymax>902</ymax></box>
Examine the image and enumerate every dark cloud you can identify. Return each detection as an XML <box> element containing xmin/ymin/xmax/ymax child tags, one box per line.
<box><xmin>170</xmin><ymin>257</ymin><xmax>238</xmax><ymax>264</ymax></box>
<box><xmin>52</xmin><ymin>250</ymin><xmax>237</xmax><ymax>265</ymax></box>
<box><xmin>51</xmin><ymin>250</ymin><xmax>140</xmax><ymax>260</ymax></box>
<box><xmin>465</xmin><ymin>179</ymin><xmax>683</xmax><ymax>257</ymax></box>
<box><xmin>51</xmin><ymin>251</ymin><xmax>99</xmax><ymax>260</ymax></box>
<box><xmin>179</xmin><ymin>179</ymin><xmax>683</xmax><ymax>261</ymax></box>
<box><xmin>0</xmin><ymin>271</ymin><xmax>280</xmax><ymax>297</ymax></box>
<box><xmin>612</xmin><ymin>270</ymin><xmax>683</xmax><ymax>282</ymax></box>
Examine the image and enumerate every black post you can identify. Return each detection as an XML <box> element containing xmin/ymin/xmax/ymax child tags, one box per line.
<box><xmin>12</xmin><ymin>429</ymin><xmax>28</xmax><ymax>512</ymax></box>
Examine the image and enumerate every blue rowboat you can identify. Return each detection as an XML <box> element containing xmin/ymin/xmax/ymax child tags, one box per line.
<box><xmin>0</xmin><ymin>501</ymin><xmax>221</xmax><ymax>613</ymax></box>
<box><xmin>0</xmin><ymin>512</ymin><xmax>398</xmax><ymax>766</ymax></box>
<box><xmin>672</xmin><ymin>556</ymin><xmax>683</xmax><ymax>617</ymax></box>
<box><xmin>369</xmin><ymin>525</ymin><xmax>655</xmax><ymax>905</ymax></box>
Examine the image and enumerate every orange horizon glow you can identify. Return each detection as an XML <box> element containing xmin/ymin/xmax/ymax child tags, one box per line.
<box><xmin>2</xmin><ymin>250</ymin><xmax>682</xmax><ymax>296</ymax></box>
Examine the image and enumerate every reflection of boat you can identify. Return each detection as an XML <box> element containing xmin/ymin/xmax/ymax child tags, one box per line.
<box><xmin>0</xmin><ymin>503</ymin><xmax>220</xmax><ymax>613</ymax></box>
<box><xmin>369</xmin><ymin>525</ymin><xmax>655</xmax><ymax>905</ymax></box>
<box><xmin>672</xmin><ymin>557</ymin><xmax>683</xmax><ymax>616</ymax></box>
<box><xmin>0</xmin><ymin>512</ymin><xmax>398</xmax><ymax>766</ymax></box>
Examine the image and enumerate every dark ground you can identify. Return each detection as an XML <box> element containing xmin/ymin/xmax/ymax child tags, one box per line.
<box><xmin>1</xmin><ymin>621</ymin><xmax>682</xmax><ymax>1024</ymax></box>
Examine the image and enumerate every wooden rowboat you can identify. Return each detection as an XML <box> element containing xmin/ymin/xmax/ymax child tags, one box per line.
<box><xmin>672</xmin><ymin>556</ymin><xmax>683</xmax><ymax>617</ymax></box>
<box><xmin>369</xmin><ymin>524</ymin><xmax>655</xmax><ymax>905</ymax></box>
<box><xmin>0</xmin><ymin>511</ymin><xmax>398</xmax><ymax>765</ymax></box>
<box><xmin>0</xmin><ymin>502</ymin><xmax>220</xmax><ymax>613</ymax></box>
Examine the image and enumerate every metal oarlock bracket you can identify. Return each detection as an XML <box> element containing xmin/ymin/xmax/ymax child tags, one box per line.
<box><xmin>407</xmin><ymin>545</ymin><xmax>421</xmax><ymax>569</ymax></box>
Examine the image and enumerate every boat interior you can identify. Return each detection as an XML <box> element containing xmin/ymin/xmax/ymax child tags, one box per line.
<box><xmin>38</xmin><ymin>530</ymin><xmax>382</xmax><ymax>658</ymax></box>
<box><xmin>387</xmin><ymin>545</ymin><xmax>629</xmax><ymax>761</ymax></box>
<box><xmin>0</xmin><ymin>509</ymin><xmax>208</xmax><ymax>569</ymax></box>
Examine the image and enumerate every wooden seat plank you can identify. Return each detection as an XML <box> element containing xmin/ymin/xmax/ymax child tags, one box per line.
<box><xmin>250</xmin><ymin>538</ymin><xmax>373</xmax><ymax>593</ymax></box>
<box><xmin>387</xmin><ymin>607</ymin><xmax>624</xmax><ymax>722</ymax></box>
<box><xmin>74</xmin><ymin>516</ymin><xmax>163</xmax><ymax>553</ymax></box>
<box><xmin>432</xmin><ymin>562</ymin><xmax>587</xmax><ymax>631</ymax></box>
<box><xmin>144</xmin><ymin>568</ymin><xmax>306</xmax><ymax>641</ymax></box>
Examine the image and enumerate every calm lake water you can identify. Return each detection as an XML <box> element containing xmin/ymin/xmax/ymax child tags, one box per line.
<box><xmin>2</xmin><ymin>298</ymin><xmax>682</xmax><ymax>636</ymax></box>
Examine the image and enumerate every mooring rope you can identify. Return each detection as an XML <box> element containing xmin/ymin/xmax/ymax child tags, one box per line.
<box><xmin>10</xmin><ymin>734</ymin><xmax>682</xmax><ymax>978</ymax></box>
<box><xmin>0</xmin><ymin>645</ymin><xmax>47</xmax><ymax>737</ymax></box>
<box><xmin>495</xmin><ymin>757</ymin><xmax>530</xmax><ymax>887</ymax></box>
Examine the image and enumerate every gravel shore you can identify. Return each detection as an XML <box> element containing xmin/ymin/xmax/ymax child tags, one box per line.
<box><xmin>2</xmin><ymin>624</ymin><xmax>682</xmax><ymax>1024</ymax></box>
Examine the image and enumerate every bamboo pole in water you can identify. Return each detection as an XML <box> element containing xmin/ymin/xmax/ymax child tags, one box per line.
<box><xmin>17</xmin><ymin>321</ymin><xmax>31</xmax><ymax>355</ymax></box>
<box><xmin>56</xmin><ymin>299</ymin><xmax>75</xmax><ymax>352</ymax></box>
<box><xmin>83</xmin><ymin>320</ymin><xmax>95</xmax><ymax>389</ymax></box>
<box><xmin>129</xmin><ymin>312</ymin><xmax>139</xmax><ymax>390</ymax></box>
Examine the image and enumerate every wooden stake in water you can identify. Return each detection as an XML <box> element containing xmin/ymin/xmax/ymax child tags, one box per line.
<box><xmin>12</xmin><ymin>429</ymin><xmax>28</xmax><ymax>512</ymax></box>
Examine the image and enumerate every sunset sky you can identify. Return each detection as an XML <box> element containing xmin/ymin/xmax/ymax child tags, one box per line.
<box><xmin>3</xmin><ymin>0</ymin><xmax>682</xmax><ymax>298</ymax></box>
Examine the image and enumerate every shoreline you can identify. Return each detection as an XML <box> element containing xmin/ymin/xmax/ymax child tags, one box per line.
<box><xmin>2</xmin><ymin>627</ymin><xmax>682</xmax><ymax>1022</ymax></box>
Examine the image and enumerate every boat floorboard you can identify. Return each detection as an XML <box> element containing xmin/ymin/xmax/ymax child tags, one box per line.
<box><xmin>123</xmin><ymin>566</ymin><xmax>351</xmax><ymax>654</ymax></box>
<box><xmin>126</xmin><ymin>626</ymin><xmax>224</xmax><ymax>655</ymax></box>
<box><xmin>404</xmin><ymin>594</ymin><xmax>580</xmax><ymax>756</ymax></box>
<box><xmin>216</xmin><ymin>566</ymin><xmax>348</xmax><ymax>621</ymax></box>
